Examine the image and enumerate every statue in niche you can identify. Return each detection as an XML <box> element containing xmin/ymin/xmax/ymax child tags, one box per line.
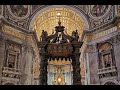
<box><xmin>103</xmin><ymin>54</ymin><xmax>111</xmax><ymax>68</ymax></box>
<box><xmin>10</xmin><ymin>5</ymin><xmax>28</xmax><ymax>17</ymax></box>
<box><xmin>8</xmin><ymin>54</ymin><xmax>16</xmax><ymax>68</ymax></box>
<box><xmin>5</xmin><ymin>43</ymin><xmax>21</xmax><ymax>69</ymax></box>
<box><xmin>41</xmin><ymin>30</ymin><xmax>48</xmax><ymax>41</ymax></box>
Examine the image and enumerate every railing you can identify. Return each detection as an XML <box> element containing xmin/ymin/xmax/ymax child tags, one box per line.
<box><xmin>2</xmin><ymin>67</ymin><xmax>20</xmax><ymax>73</ymax></box>
<box><xmin>2</xmin><ymin>67</ymin><xmax>21</xmax><ymax>79</ymax></box>
<box><xmin>97</xmin><ymin>66</ymin><xmax>117</xmax><ymax>74</ymax></box>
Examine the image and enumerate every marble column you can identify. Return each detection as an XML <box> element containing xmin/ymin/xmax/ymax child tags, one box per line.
<box><xmin>19</xmin><ymin>44</ymin><xmax>27</xmax><ymax>85</ymax></box>
<box><xmin>0</xmin><ymin>19</ymin><xmax>5</xmax><ymax>85</ymax></box>
<box><xmin>38</xmin><ymin>41</ymin><xmax>48</xmax><ymax>85</ymax></box>
<box><xmin>25</xmin><ymin>46</ymin><xmax>34</xmax><ymax>85</ymax></box>
<box><xmin>39</xmin><ymin>54</ymin><xmax>48</xmax><ymax>85</ymax></box>
<box><xmin>86</xmin><ymin>44</ymin><xmax>99</xmax><ymax>85</ymax></box>
<box><xmin>71</xmin><ymin>40</ymin><xmax>83</xmax><ymax>85</ymax></box>
<box><xmin>72</xmin><ymin>49</ymin><xmax>81</xmax><ymax>85</ymax></box>
<box><xmin>0</xmin><ymin>36</ymin><xmax>5</xmax><ymax>85</ymax></box>
<box><xmin>113</xmin><ymin>34</ymin><xmax>120</xmax><ymax>81</ymax></box>
<box><xmin>20</xmin><ymin>45</ymin><xmax>34</xmax><ymax>85</ymax></box>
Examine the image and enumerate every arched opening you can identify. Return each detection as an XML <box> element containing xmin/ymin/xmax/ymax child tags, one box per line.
<box><xmin>29</xmin><ymin>5</ymin><xmax>89</xmax><ymax>85</ymax></box>
<box><xmin>4</xmin><ymin>83</ymin><xmax>15</xmax><ymax>85</ymax></box>
<box><xmin>29</xmin><ymin>5</ymin><xmax>89</xmax><ymax>41</ymax></box>
<box><xmin>104</xmin><ymin>82</ymin><xmax>117</xmax><ymax>85</ymax></box>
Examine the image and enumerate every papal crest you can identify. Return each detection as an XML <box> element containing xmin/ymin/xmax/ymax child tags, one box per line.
<box><xmin>9</xmin><ymin>5</ymin><xmax>28</xmax><ymax>18</ymax></box>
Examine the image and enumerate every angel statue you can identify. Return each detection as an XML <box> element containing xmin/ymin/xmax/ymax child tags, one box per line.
<box><xmin>72</xmin><ymin>30</ymin><xmax>79</xmax><ymax>41</ymax></box>
<box><xmin>40</xmin><ymin>30</ymin><xmax>48</xmax><ymax>41</ymax></box>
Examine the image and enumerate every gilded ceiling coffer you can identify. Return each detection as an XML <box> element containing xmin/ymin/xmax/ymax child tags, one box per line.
<box><xmin>38</xmin><ymin>20</ymin><xmax>83</xmax><ymax>85</ymax></box>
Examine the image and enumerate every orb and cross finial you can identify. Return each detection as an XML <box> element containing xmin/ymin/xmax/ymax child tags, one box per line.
<box><xmin>57</xmin><ymin>12</ymin><xmax>62</xmax><ymax>26</ymax></box>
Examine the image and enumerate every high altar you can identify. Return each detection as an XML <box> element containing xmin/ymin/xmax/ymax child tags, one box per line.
<box><xmin>38</xmin><ymin>17</ymin><xmax>83</xmax><ymax>85</ymax></box>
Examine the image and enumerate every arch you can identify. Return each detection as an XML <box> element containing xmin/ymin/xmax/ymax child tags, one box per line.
<box><xmin>2</xmin><ymin>81</ymin><xmax>17</xmax><ymax>85</ymax></box>
<box><xmin>4</xmin><ymin>83</ymin><xmax>15</xmax><ymax>85</ymax></box>
<box><xmin>101</xmin><ymin>80</ymin><xmax>118</xmax><ymax>85</ymax></box>
<box><xmin>99</xmin><ymin>42</ymin><xmax>113</xmax><ymax>52</ymax></box>
<box><xmin>29</xmin><ymin>5</ymin><xmax>90</xmax><ymax>31</ymax></box>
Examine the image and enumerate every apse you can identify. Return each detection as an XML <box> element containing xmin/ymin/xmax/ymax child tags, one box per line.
<box><xmin>33</xmin><ymin>7</ymin><xmax>85</xmax><ymax>41</ymax></box>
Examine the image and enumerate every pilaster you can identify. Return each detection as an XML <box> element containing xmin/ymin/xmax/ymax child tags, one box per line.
<box><xmin>0</xmin><ymin>36</ymin><xmax>5</xmax><ymax>84</ymax></box>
